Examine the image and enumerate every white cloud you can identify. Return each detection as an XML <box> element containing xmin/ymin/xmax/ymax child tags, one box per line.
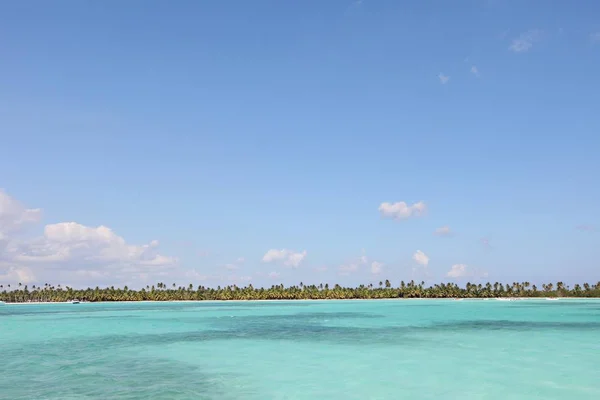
<box><xmin>184</xmin><ymin>270</ymin><xmax>211</xmax><ymax>281</ymax></box>
<box><xmin>0</xmin><ymin>190</ymin><xmax>177</xmax><ymax>286</ymax></box>
<box><xmin>358</xmin><ymin>248</ymin><xmax>369</xmax><ymax>264</ymax></box>
<box><xmin>410</xmin><ymin>250</ymin><xmax>432</xmax><ymax>281</ymax></box>
<box><xmin>438</xmin><ymin>73</ymin><xmax>449</xmax><ymax>84</ymax></box>
<box><xmin>287</xmin><ymin>251</ymin><xmax>307</xmax><ymax>268</ymax></box>
<box><xmin>338</xmin><ymin>249</ymin><xmax>375</xmax><ymax>275</ymax></box>
<box><xmin>178</xmin><ymin>272</ymin><xmax>254</xmax><ymax>286</ymax></box>
<box><xmin>12</xmin><ymin>222</ymin><xmax>176</xmax><ymax>269</ymax></box>
<box><xmin>0</xmin><ymin>266</ymin><xmax>36</xmax><ymax>284</ymax></box>
<box><xmin>509</xmin><ymin>29</ymin><xmax>542</xmax><ymax>53</ymax></box>
<box><xmin>447</xmin><ymin>264</ymin><xmax>467</xmax><ymax>278</ymax></box>
<box><xmin>378</xmin><ymin>201</ymin><xmax>426</xmax><ymax>221</ymax></box>
<box><xmin>470</xmin><ymin>66</ymin><xmax>479</xmax><ymax>77</ymax></box>
<box><xmin>233</xmin><ymin>275</ymin><xmax>252</xmax><ymax>283</ymax></box>
<box><xmin>338</xmin><ymin>263</ymin><xmax>358</xmax><ymax>275</ymax></box>
<box><xmin>74</xmin><ymin>269</ymin><xmax>110</xmax><ymax>281</ymax></box>
<box><xmin>370</xmin><ymin>261</ymin><xmax>383</xmax><ymax>274</ymax></box>
<box><xmin>446</xmin><ymin>264</ymin><xmax>488</xmax><ymax>279</ymax></box>
<box><xmin>412</xmin><ymin>250</ymin><xmax>429</xmax><ymax>266</ymax></box>
<box><xmin>434</xmin><ymin>226</ymin><xmax>453</xmax><ymax>236</ymax></box>
<box><xmin>268</xmin><ymin>271</ymin><xmax>280</xmax><ymax>279</ymax></box>
<box><xmin>0</xmin><ymin>190</ymin><xmax>42</xmax><ymax>234</ymax></box>
<box><xmin>262</xmin><ymin>249</ymin><xmax>307</xmax><ymax>267</ymax></box>
<box><xmin>222</xmin><ymin>256</ymin><xmax>245</xmax><ymax>270</ymax></box>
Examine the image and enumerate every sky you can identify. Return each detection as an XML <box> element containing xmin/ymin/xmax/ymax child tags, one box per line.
<box><xmin>1</xmin><ymin>0</ymin><xmax>599</xmax><ymax>289</ymax></box>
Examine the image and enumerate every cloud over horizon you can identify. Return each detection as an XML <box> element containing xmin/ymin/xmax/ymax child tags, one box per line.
<box><xmin>0</xmin><ymin>190</ymin><xmax>177</xmax><ymax>286</ymax></box>
<box><xmin>413</xmin><ymin>250</ymin><xmax>429</xmax><ymax>266</ymax></box>
<box><xmin>262</xmin><ymin>249</ymin><xmax>307</xmax><ymax>268</ymax></box>
<box><xmin>0</xmin><ymin>190</ymin><xmax>42</xmax><ymax>234</ymax></box>
<box><xmin>446</xmin><ymin>264</ymin><xmax>488</xmax><ymax>279</ymax></box>
<box><xmin>370</xmin><ymin>261</ymin><xmax>383</xmax><ymax>274</ymax></box>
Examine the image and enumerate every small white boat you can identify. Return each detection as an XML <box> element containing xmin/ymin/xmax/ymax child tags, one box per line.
<box><xmin>70</xmin><ymin>299</ymin><xmax>80</xmax><ymax>304</ymax></box>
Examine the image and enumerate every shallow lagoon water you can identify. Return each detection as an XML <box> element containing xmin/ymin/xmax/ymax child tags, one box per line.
<box><xmin>1</xmin><ymin>299</ymin><xmax>599</xmax><ymax>399</ymax></box>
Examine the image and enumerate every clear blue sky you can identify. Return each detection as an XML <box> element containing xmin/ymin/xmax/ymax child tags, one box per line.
<box><xmin>1</xmin><ymin>0</ymin><xmax>599</xmax><ymax>288</ymax></box>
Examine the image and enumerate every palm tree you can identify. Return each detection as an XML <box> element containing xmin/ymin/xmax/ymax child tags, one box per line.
<box><xmin>2</xmin><ymin>279</ymin><xmax>600</xmax><ymax>303</ymax></box>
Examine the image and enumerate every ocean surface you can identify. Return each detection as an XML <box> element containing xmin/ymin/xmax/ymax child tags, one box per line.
<box><xmin>1</xmin><ymin>299</ymin><xmax>599</xmax><ymax>399</ymax></box>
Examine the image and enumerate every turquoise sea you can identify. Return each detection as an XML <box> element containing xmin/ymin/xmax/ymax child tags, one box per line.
<box><xmin>1</xmin><ymin>299</ymin><xmax>599</xmax><ymax>399</ymax></box>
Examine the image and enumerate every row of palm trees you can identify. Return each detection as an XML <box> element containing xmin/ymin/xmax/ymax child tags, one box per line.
<box><xmin>1</xmin><ymin>280</ymin><xmax>600</xmax><ymax>302</ymax></box>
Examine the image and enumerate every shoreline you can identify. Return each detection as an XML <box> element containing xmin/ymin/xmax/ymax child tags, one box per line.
<box><xmin>4</xmin><ymin>297</ymin><xmax>600</xmax><ymax>305</ymax></box>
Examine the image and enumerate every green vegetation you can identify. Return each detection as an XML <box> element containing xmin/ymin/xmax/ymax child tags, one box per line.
<box><xmin>1</xmin><ymin>281</ymin><xmax>600</xmax><ymax>302</ymax></box>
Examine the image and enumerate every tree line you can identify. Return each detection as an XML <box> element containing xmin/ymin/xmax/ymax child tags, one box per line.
<box><xmin>1</xmin><ymin>281</ymin><xmax>600</xmax><ymax>302</ymax></box>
